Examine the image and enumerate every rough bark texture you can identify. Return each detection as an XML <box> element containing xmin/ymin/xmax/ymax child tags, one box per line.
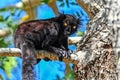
<box><xmin>71</xmin><ymin>0</ymin><xmax>119</xmax><ymax>79</ymax></box>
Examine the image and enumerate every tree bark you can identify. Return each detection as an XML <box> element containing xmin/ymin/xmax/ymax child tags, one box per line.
<box><xmin>71</xmin><ymin>0</ymin><xmax>119</xmax><ymax>79</ymax></box>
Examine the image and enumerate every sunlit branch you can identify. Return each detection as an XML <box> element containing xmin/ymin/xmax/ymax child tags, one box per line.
<box><xmin>76</xmin><ymin>0</ymin><xmax>94</xmax><ymax>18</ymax></box>
<box><xmin>0</xmin><ymin>28</ymin><xmax>11</xmax><ymax>37</ymax></box>
<box><xmin>0</xmin><ymin>48</ymin><xmax>78</xmax><ymax>65</ymax></box>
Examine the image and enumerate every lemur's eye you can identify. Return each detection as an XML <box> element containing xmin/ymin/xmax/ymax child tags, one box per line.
<box><xmin>73</xmin><ymin>26</ymin><xmax>76</xmax><ymax>29</ymax></box>
<box><xmin>64</xmin><ymin>23</ymin><xmax>68</xmax><ymax>26</ymax></box>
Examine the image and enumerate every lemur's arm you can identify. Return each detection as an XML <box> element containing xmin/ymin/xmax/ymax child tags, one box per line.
<box><xmin>41</xmin><ymin>37</ymin><xmax>71</xmax><ymax>61</ymax></box>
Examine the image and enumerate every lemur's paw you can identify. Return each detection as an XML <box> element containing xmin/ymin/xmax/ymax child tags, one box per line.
<box><xmin>67</xmin><ymin>50</ymin><xmax>73</xmax><ymax>56</ymax></box>
<box><xmin>59</xmin><ymin>49</ymin><xmax>72</xmax><ymax>58</ymax></box>
<box><xmin>57</xmin><ymin>49</ymin><xmax>73</xmax><ymax>61</ymax></box>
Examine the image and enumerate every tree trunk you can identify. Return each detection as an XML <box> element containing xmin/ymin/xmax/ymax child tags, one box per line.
<box><xmin>71</xmin><ymin>0</ymin><xmax>119</xmax><ymax>79</ymax></box>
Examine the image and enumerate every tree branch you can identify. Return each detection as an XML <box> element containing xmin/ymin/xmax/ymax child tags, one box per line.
<box><xmin>0</xmin><ymin>48</ymin><xmax>78</xmax><ymax>65</ymax></box>
<box><xmin>0</xmin><ymin>28</ymin><xmax>11</xmax><ymax>37</ymax></box>
<box><xmin>76</xmin><ymin>0</ymin><xmax>96</xmax><ymax>19</ymax></box>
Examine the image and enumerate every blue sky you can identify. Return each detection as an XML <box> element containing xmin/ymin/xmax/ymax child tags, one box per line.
<box><xmin>0</xmin><ymin>0</ymin><xmax>89</xmax><ymax>32</ymax></box>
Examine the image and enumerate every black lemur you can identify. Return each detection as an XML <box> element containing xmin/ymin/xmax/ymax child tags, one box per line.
<box><xmin>14</xmin><ymin>14</ymin><xmax>80</xmax><ymax>80</ymax></box>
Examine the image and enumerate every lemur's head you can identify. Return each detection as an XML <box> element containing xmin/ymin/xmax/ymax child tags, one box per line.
<box><xmin>59</xmin><ymin>14</ymin><xmax>80</xmax><ymax>36</ymax></box>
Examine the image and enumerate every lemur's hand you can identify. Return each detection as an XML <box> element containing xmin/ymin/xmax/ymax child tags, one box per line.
<box><xmin>57</xmin><ymin>49</ymin><xmax>73</xmax><ymax>60</ymax></box>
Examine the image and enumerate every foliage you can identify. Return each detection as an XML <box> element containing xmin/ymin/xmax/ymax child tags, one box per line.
<box><xmin>0</xmin><ymin>38</ymin><xmax>10</xmax><ymax>47</ymax></box>
<box><xmin>0</xmin><ymin>57</ymin><xmax>7</xmax><ymax>69</ymax></box>
<box><xmin>3</xmin><ymin>57</ymin><xmax>17</xmax><ymax>78</ymax></box>
<box><xmin>64</xmin><ymin>71</ymin><xmax>75</xmax><ymax>80</ymax></box>
<box><xmin>63</xmin><ymin>64</ymin><xmax>76</xmax><ymax>80</ymax></box>
<box><xmin>0</xmin><ymin>56</ymin><xmax>17</xmax><ymax>78</ymax></box>
<box><xmin>40</xmin><ymin>0</ymin><xmax>50</xmax><ymax>4</ymax></box>
<box><xmin>0</xmin><ymin>7</ymin><xmax>19</xmax><ymax>48</ymax></box>
<box><xmin>77</xmin><ymin>31</ymin><xmax>84</xmax><ymax>36</ymax></box>
<box><xmin>58</xmin><ymin>0</ymin><xmax>78</xmax><ymax>7</ymax></box>
<box><xmin>0</xmin><ymin>9</ymin><xmax>18</xmax><ymax>31</ymax></box>
<box><xmin>0</xmin><ymin>7</ymin><xmax>19</xmax><ymax>79</ymax></box>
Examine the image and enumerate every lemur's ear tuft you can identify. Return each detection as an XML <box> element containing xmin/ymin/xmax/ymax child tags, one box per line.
<box><xmin>60</xmin><ymin>14</ymin><xmax>66</xmax><ymax>19</ymax></box>
<box><xmin>77</xmin><ymin>18</ymin><xmax>80</xmax><ymax>24</ymax></box>
<box><xmin>58</xmin><ymin>11</ymin><xmax>64</xmax><ymax>15</ymax></box>
<box><xmin>58</xmin><ymin>14</ymin><xmax>66</xmax><ymax>20</ymax></box>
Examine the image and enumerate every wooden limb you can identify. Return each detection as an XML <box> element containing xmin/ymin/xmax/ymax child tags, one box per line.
<box><xmin>76</xmin><ymin>0</ymin><xmax>94</xmax><ymax>19</ymax></box>
<box><xmin>13</xmin><ymin>0</ymin><xmax>40</xmax><ymax>21</ymax></box>
<box><xmin>14</xmin><ymin>0</ymin><xmax>41</xmax><ymax>10</ymax></box>
<box><xmin>68</xmin><ymin>37</ymin><xmax>82</xmax><ymax>45</ymax></box>
<box><xmin>47</xmin><ymin>0</ymin><xmax>58</xmax><ymax>15</ymax></box>
<box><xmin>0</xmin><ymin>48</ymin><xmax>78</xmax><ymax>65</ymax></box>
<box><xmin>0</xmin><ymin>28</ymin><xmax>11</xmax><ymax>38</ymax></box>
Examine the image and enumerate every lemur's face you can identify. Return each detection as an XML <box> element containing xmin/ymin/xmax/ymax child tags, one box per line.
<box><xmin>63</xmin><ymin>15</ymin><xmax>80</xmax><ymax>36</ymax></box>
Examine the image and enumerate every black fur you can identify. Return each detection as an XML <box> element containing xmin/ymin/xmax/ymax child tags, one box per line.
<box><xmin>14</xmin><ymin>14</ymin><xmax>80</xmax><ymax>80</ymax></box>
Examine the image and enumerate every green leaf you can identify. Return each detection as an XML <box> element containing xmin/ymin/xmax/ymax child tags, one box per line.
<box><xmin>40</xmin><ymin>0</ymin><xmax>49</xmax><ymax>4</ymax></box>
<box><xmin>0</xmin><ymin>7</ymin><xmax>17</xmax><ymax>13</ymax></box>
<box><xmin>10</xmin><ymin>8</ymin><xmax>17</xmax><ymax>16</ymax></box>
<box><xmin>0</xmin><ymin>8</ymin><xmax>8</xmax><ymax>12</ymax></box>
<box><xmin>0</xmin><ymin>38</ymin><xmax>9</xmax><ymax>47</ymax></box>
<box><xmin>64</xmin><ymin>71</ymin><xmax>75</xmax><ymax>80</ymax></box>
<box><xmin>64</xmin><ymin>64</ymin><xmax>76</xmax><ymax>80</ymax></box>
<box><xmin>0</xmin><ymin>75</ymin><xmax>4</xmax><ymax>80</ymax></box>
<box><xmin>6</xmin><ymin>22</ymin><xmax>12</xmax><ymax>28</ymax></box>
<box><xmin>76</xmin><ymin>11</ymin><xmax>81</xmax><ymax>17</ymax></box>
<box><xmin>59</xmin><ymin>3</ymin><xmax>64</xmax><ymax>7</ymax></box>
<box><xmin>3</xmin><ymin>57</ymin><xmax>17</xmax><ymax>78</ymax></box>
<box><xmin>66</xmin><ymin>0</ymin><xmax>69</xmax><ymax>7</ymax></box>
<box><xmin>77</xmin><ymin>31</ymin><xmax>84</xmax><ymax>36</ymax></box>
<box><xmin>0</xmin><ymin>15</ymin><xmax>4</xmax><ymax>22</ymax></box>
<box><xmin>21</xmin><ymin>1</ymin><xmax>26</xmax><ymax>8</ymax></box>
<box><xmin>4</xmin><ymin>16</ymin><xmax>10</xmax><ymax>21</ymax></box>
<box><xmin>16</xmin><ymin>10</ymin><xmax>22</xmax><ymax>17</ymax></box>
<box><xmin>70</xmin><ymin>2</ymin><xmax>78</xmax><ymax>5</ymax></box>
<box><xmin>57</xmin><ymin>0</ymin><xmax>63</xmax><ymax>2</ymax></box>
<box><xmin>12</xmin><ymin>24</ymin><xmax>18</xmax><ymax>31</ymax></box>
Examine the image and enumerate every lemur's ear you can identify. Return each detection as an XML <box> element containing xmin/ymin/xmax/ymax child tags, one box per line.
<box><xmin>60</xmin><ymin>14</ymin><xmax>66</xmax><ymax>19</ymax></box>
<box><xmin>57</xmin><ymin>11</ymin><xmax>66</xmax><ymax>19</ymax></box>
<box><xmin>57</xmin><ymin>14</ymin><xmax>66</xmax><ymax>21</ymax></box>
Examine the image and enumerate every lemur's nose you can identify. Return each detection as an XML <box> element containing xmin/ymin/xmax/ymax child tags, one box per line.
<box><xmin>67</xmin><ymin>26</ymin><xmax>71</xmax><ymax>32</ymax></box>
